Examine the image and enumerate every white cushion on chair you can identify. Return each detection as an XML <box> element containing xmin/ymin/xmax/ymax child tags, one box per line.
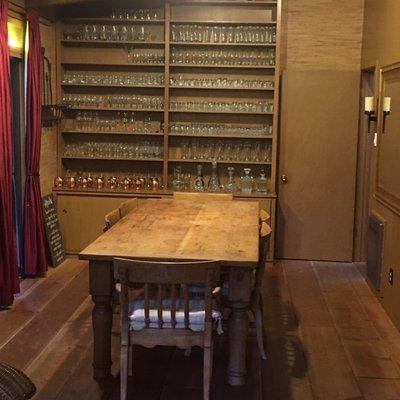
<box><xmin>129</xmin><ymin>298</ymin><xmax>222</xmax><ymax>332</ymax></box>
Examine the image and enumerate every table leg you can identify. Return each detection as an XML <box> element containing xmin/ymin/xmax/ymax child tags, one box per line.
<box><xmin>89</xmin><ymin>261</ymin><xmax>114</xmax><ymax>380</ymax></box>
<box><xmin>227</xmin><ymin>268</ymin><xmax>252</xmax><ymax>386</ymax></box>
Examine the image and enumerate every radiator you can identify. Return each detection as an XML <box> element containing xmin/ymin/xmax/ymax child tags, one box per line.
<box><xmin>366</xmin><ymin>212</ymin><xmax>385</xmax><ymax>292</ymax></box>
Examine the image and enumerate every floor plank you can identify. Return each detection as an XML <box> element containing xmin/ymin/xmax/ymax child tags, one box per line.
<box><xmin>0</xmin><ymin>267</ymin><xmax>89</xmax><ymax>370</ymax></box>
<box><xmin>0</xmin><ymin>259</ymin><xmax>87</xmax><ymax>348</ymax></box>
<box><xmin>357</xmin><ymin>378</ymin><xmax>400</xmax><ymax>400</ymax></box>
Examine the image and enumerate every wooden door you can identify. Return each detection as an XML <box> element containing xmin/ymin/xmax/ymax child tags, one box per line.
<box><xmin>276</xmin><ymin>70</ymin><xmax>360</xmax><ymax>261</ymax></box>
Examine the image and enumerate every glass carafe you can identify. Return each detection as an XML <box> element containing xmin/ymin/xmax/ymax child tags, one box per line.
<box><xmin>193</xmin><ymin>164</ymin><xmax>205</xmax><ymax>191</ymax></box>
<box><xmin>256</xmin><ymin>169</ymin><xmax>268</xmax><ymax>193</ymax></box>
<box><xmin>172</xmin><ymin>166</ymin><xmax>185</xmax><ymax>191</ymax></box>
<box><xmin>207</xmin><ymin>160</ymin><xmax>221</xmax><ymax>192</ymax></box>
<box><xmin>240</xmin><ymin>168</ymin><xmax>253</xmax><ymax>195</ymax></box>
<box><xmin>224</xmin><ymin>167</ymin><xmax>237</xmax><ymax>193</ymax></box>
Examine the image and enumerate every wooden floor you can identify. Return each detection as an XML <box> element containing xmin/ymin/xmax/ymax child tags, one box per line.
<box><xmin>1</xmin><ymin>259</ymin><xmax>400</xmax><ymax>399</ymax></box>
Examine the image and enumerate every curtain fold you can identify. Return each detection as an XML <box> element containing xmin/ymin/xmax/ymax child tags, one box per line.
<box><xmin>0</xmin><ymin>0</ymin><xmax>19</xmax><ymax>307</ymax></box>
<box><xmin>23</xmin><ymin>10</ymin><xmax>47</xmax><ymax>277</ymax></box>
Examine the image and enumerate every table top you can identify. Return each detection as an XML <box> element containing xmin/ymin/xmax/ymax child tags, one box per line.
<box><xmin>79</xmin><ymin>198</ymin><xmax>259</xmax><ymax>267</ymax></box>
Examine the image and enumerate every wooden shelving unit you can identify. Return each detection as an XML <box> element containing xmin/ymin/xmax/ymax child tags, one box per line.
<box><xmin>55</xmin><ymin>0</ymin><xmax>281</xmax><ymax>258</ymax></box>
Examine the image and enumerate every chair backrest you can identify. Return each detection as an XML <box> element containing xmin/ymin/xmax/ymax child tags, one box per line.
<box><xmin>259</xmin><ymin>209</ymin><xmax>270</xmax><ymax>224</ymax></box>
<box><xmin>103</xmin><ymin>208</ymin><xmax>121</xmax><ymax>232</ymax></box>
<box><xmin>114</xmin><ymin>258</ymin><xmax>220</xmax><ymax>331</ymax></box>
<box><xmin>173</xmin><ymin>192</ymin><xmax>233</xmax><ymax>201</ymax></box>
<box><xmin>253</xmin><ymin>222</ymin><xmax>272</xmax><ymax>297</ymax></box>
<box><xmin>120</xmin><ymin>198</ymin><xmax>138</xmax><ymax>218</ymax></box>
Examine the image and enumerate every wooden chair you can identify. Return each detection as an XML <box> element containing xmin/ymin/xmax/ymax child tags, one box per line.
<box><xmin>119</xmin><ymin>198</ymin><xmax>138</xmax><ymax>218</ymax></box>
<box><xmin>114</xmin><ymin>258</ymin><xmax>221</xmax><ymax>400</ymax></box>
<box><xmin>173</xmin><ymin>192</ymin><xmax>233</xmax><ymax>201</ymax></box>
<box><xmin>103</xmin><ymin>208</ymin><xmax>121</xmax><ymax>232</ymax></box>
<box><xmin>259</xmin><ymin>209</ymin><xmax>270</xmax><ymax>224</ymax></box>
<box><xmin>252</xmin><ymin>222</ymin><xmax>272</xmax><ymax>360</ymax></box>
<box><xmin>0</xmin><ymin>362</ymin><xmax>36</xmax><ymax>400</ymax></box>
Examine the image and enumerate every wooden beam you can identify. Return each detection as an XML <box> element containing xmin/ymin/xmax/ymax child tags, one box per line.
<box><xmin>27</xmin><ymin>0</ymin><xmax>96</xmax><ymax>8</ymax></box>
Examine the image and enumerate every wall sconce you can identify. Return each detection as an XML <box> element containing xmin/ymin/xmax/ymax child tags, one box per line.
<box><xmin>364</xmin><ymin>97</ymin><xmax>376</xmax><ymax>134</ymax></box>
<box><xmin>382</xmin><ymin>97</ymin><xmax>391</xmax><ymax>134</ymax></box>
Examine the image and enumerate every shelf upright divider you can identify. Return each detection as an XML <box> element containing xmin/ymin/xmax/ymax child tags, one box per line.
<box><xmin>163</xmin><ymin>2</ymin><xmax>171</xmax><ymax>187</ymax></box>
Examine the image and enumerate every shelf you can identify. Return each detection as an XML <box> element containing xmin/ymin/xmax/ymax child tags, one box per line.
<box><xmin>169</xmin><ymin>133</ymin><xmax>272</xmax><ymax>139</ymax></box>
<box><xmin>53</xmin><ymin>186</ymin><xmax>277</xmax><ymax>199</ymax></box>
<box><xmin>67</xmin><ymin>107</ymin><xmax>164</xmax><ymax>112</ymax></box>
<box><xmin>63</xmin><ymin>18</ymin><xmax>165</xmax><ymax>24</ymax></box>
<box><xmin>169</xmin><ymin>85</ymin><xmax>274</xmax><ymax>91</ymax></box>
<box><xmin>62</xmin><ymin>130</ymin><xmax>164</xmax><ymax>136</ymax></box>
<box><xmin>170</xmin><ymin>1</ymin><xmax>278</xmax><ymax>6</ymax></box>
<box><xmin>170</xmin><ymin>20</ymin><xmax>277</xmax><ymax>25</ymax></box>
<box><xmin>170</xmin><ymin>63</ymin><xmax>275</xmax><ymax>69</ymax></box>
<box><xmin>61</xmin><ymin>62</ymin><xmax>165</xmax><ymax>67</ymax></box>
<box><xmin>62</xmin><ymin>156</ymin><xmax>163</xmax><ymax>162</ymax></box>
<box><xmin>169</xmin><ymin>109</ymin><xmax>273</xmax><ymax>115</ymax></box>
<box><xmin>61</xmin><ymin>83</ymin><xmax>165</xmax><ymax>89</ymax></box>
<box><xmin>61</xmin><ymin>40</ymin><xmax>165</xmax><ymax>45</ymax></box>
<box><xmin>169</xmin><ymin>158</ymin><xmax>271</xmax><ymax>165</ymax></box>
<box><xmin>170</xmin><ymin>42</ymin><xmax>276</xmax><ymax>47</ymax></box>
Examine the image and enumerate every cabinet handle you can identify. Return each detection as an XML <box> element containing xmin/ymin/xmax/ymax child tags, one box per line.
<box><xmin>62</xmin><ymin>209</ymin><xmax>67</xmax><ymax>213</ymax></box>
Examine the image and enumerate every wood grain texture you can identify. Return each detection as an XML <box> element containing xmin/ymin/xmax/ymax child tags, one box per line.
<box><xmin>80</xmin><ymin>199</ymin><xmax>259</xmax><ymax>267</ymax></box>
<box><xmin>3</xmin><ymin>258</ymin><xmax>400</xmax><ymax>399</ymax></box>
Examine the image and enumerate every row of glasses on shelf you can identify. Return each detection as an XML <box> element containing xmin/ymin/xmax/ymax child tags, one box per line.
<box><xmin>169</xmin><ymin>99</ymin><xmax>273</xmax><ymax>113</ymax></box>
<box><xmin>70</xmin><ymin>111</ymin><xmax>162</xmax><ymax>133</ymax></box>
<box><xmin>55</xmin><ymin>171</ymin><xmax>163</xmax><ymax>191</ymax></box>
<box><xmin>126</xmin><ymin>48</ymin><xmax>164</xmax><ymax>64</ymax></box>
<box><xmin>178</xmin><ymin>140</ymin><xmax>272</xmax><ymax>163</ymax></box>
<box><xmin>62</xmin><ymin>94</ymin><xmax>164</xmax><ymax>110</ymax></box>
<box><xmin>110</xmin><ymin>8</ymin><xmax>163</xmax><ymax>21</ymax></box>
<box><xmin>169</xmin><ymin>122</ymin><xmax>272</xmax><ymax>137</ymax></box>
<box><xmin>171</xmin><ymin>164</ymin><xmax>269</xmax><ymax>194</ymax></box>
<box><xmin>170</xmin><ymin>75</ymin><xmax>274</xmax><ymax>89</ymax></box>
<box><xmin>62</xmin><ymin>24</ymin><xmax>156</xmax><ymax>42</ymax></box>
<box><xmin>171</xmin><ymin>48</ymin><xmax>275</xmax><ymax>66</ymax></box>
<box><xmin>171</xmin><ymin>24</ymin><xmax>276</xmax><ymax>44</ymax></box>
<box><xmin>62</xmin><ymin>71</ymin><xmax>164</xmax><ymax>86</ymax></box>
<box><xmin>63</xmin><ymin>140</ymin><xmax>163</xmax><ymax>159</ymax></box>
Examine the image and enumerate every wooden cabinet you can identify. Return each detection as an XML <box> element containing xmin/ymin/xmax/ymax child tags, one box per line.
<box><xmin>53</xmin><ymin>0</ymin><xmax>280</xmax><ymax>259</ymax></box>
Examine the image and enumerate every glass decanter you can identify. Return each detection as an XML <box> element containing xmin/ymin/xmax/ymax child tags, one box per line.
<box><xmin>172</xmin><ymin>166</ymin><xmax>185</xmax><ymax>191</ymax></box>
<box><xmin>207</xmin><ymin>160</ymin><xmax>221</xmax><ymax>192</ymax></box>
<box><xmin>240</xmin><ymin>168</ymin><xmax>254</xmax><ymax>195</ymax></box>
<box><xmin>193</xmin><ymin>164</ymin><xmax>205</xmax><ymax>191</ymax></box>
<box><xmin>256</xmin><ymin>169</ymin><xmax>268</xmax><ymax>193</ymax></box>
<box><xmin>224</xmin><ymin>167</ymin><xmax>237</xmax><ymax>193</ymax></box>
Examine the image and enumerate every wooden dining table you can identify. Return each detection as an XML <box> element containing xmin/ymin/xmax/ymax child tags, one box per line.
<box><xmin>79</xmin><ymin>198</ymin><xmax>259</xmax><ymax>386</ymax></box>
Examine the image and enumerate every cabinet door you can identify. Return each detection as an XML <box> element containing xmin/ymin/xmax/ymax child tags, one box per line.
<box><xmin>57</xmin><ymin>195</ymin><xmax>136</xmax><ymax>253</ymax></box>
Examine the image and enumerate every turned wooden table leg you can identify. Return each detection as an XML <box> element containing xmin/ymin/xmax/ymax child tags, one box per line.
<box><xmin>89</xmin><ymin>260</ymin><xmax>114</xmax><ymax>380</ymax></box>
<box><xmin>227</xmin><ymin>267</ymin><xmax>252</xmax><ymax>386</ymax></box>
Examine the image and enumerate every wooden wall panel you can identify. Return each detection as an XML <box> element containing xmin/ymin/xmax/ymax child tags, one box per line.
<box><xmin>362</xmin><ymin>0</ymin><xmax>400</xmax><ymax>69</ymax></box>
<box><xmin>277</xmin><ymin>0</ymin><xmax>364</xmax><ymax>261</ymax></box>
<box><xmin>40</xmin><ymin>22</ymin><xmax>58</xmax><ymax>196</ymax></box>
<box><xmin>362</xmin><ymin>1</ymin><xmax>400</xmax><ymax>327</ymax></box>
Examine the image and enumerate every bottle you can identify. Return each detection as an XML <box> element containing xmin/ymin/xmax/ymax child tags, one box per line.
<box><xmin>207</xmin><ymin>161</ymin><xmax>220</xmax><ymax>192</ymax></box>
<box><xmin>257</xmin><ymin>170</ymin><xmax>268</xmax><ymax>193</ymax></box>
<box><xmin>224</xmin><ymin>167</ymin><xmax>237</xmax><ymax>193</ymax></box>
<box><xmin>193</xmin><ymin>164</ymin><xmax>205</xmax><ymax>191</ymax></box>
<box><xmin>240</xmin><ymin>168</ymin><xmax>253</xmax><ymax>195</ymax></box>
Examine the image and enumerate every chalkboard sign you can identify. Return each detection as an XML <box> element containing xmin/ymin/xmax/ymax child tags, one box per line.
<box><xmin>42</xmin><ymin>194</ymin><xmax>66</xmax><ymax>267</ymax></box>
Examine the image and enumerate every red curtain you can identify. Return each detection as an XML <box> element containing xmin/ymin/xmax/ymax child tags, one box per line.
<box><xmin>23</xmin><ymin>10</ymin><xmax>47</xmax><ymax>277</ymax></box>
<box><xmin>0</xmin><ymin>0</ymin><xmax>19</xmax><ymax>307</ymax></box>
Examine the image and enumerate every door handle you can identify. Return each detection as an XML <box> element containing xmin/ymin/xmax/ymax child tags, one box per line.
<box><xmin>281</xmin><ymin>174</ymin><xmax>288</xmax><ymax>183</ymax></box>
